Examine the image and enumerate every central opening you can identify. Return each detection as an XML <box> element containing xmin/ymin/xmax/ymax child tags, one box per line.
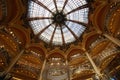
<box><xmin>52</xmin><ymin>12</ymin><xmax>66</xmax><ymax>25</ymax></box>
<box><xmin>56</xmin><ymin>14</ymin><xmax>63</xmax><ymax>22</ymax></box>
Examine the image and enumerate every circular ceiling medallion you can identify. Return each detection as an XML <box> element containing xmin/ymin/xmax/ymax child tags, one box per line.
<box><xmin>28</xmin><ymin>0</ymin><xmax>89</xmax><ymax>46</ymax></box>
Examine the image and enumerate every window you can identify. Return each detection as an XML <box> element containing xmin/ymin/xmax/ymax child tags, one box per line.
<box><xmin>28</xmin><ymin>0</ymin><xmax>89</xmax><ymax>45</ymax></box>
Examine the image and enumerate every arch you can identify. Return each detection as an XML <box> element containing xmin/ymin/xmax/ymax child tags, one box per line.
<box><xmin>27</xmin><ymin>43</ymin><xmax>46</xmax><ymax>60</ymax></box>
<box><xmin>47</xmin><ymin>52</ymin><xmax>65</xmax><ymax>60</ymax></box>
<box><xmin>82</xmin><ymin>31</ymin><xmax>100</xmax><ymax>50</ymax></box>
<box><xmin>67</xmin><ymin>49</ymin><xmax>84</xmax><ymax>60</ymax></box>
<box><xmin>7</xmin><ymin>26</ymin><xmax>31</xmax><ymax>47</ymax></box>
<box><xmin>92</xmin><ymin>1</ymin><xmax>108</xmax><ymax>32</ymax></box>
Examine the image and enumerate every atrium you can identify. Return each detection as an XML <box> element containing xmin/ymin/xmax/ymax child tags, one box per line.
<box><xmin>0</xmin><ymin>0</ymin><xmax>120</xmax><ymax>80</ymax></box>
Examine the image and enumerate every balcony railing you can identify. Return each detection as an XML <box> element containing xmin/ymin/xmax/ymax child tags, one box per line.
<box><xmin>14</xmin><ymin>63</ymin><xmax>40</xmax><ymax>75</ymax></box>
<box><xmin>94</xmin><ymin>45</ymin><xmax>120</xmax><ymax>66</ymax></box>
<box><xmin>90</xmin><ymin>37</ymin><xmax>107</xmax><ymax>49</ymax></box>
<box><xmin>69</xmin><ymin>62</ymin><xmax>93</xmax><ymax>77</ymax></box>
<box><xmin>0</xmin><ymin>46</ymin><xmax>10</xmax><ymax>65</ymax></box>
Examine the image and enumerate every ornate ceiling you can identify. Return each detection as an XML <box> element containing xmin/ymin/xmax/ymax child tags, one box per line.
<box><xmin>0</xmin><ymin>0</ymin><xmax>120</xmax><ymax>80</ymax></box>
<box><xmin>27</xmin><ymin>0</ymin><xmax>88</xmax><ymax>46</ymax></box>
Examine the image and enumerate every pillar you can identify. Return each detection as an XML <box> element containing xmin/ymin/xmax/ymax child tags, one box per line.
<box><xmin>66</xmin><ymin>60</ymin><xmax>71</xmax><ymax>80</ymax></box>
<box><xmin>103</xmin><ymin>33</ymin><xmax>120</xmax><ymax>47</ymax></box>
<box><xmin>38</xmin><ymin>59</ymin><xmax>46</xmax><ymax>80</ymax></box>
<box><xmin>85</xmin><ymin>52</ymin><xmax>102</xmax><ymax>78</ymax></box>
<box><xmin>0</xmin><ymin>49</ymin><xmax>25</xmax><ymax>77</ymax></box>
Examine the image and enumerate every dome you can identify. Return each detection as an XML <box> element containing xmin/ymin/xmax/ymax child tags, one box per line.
<box><xmin>28</xmin><ymin>0</ymin><xmax>89</xmax><ymax>46</ymax></box>
<box><xmin>0</xmin><ymin>0</ymin><xmax>120</xmax><ymax>80</ymax></box>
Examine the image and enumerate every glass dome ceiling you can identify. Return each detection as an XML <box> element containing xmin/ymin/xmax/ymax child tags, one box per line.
<box><xmin>28</xmin><ymin>0</ymin><xmax>89</xmax><ymax>45</ymax></box>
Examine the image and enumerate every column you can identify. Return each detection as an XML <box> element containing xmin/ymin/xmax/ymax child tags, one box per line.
<box><xmin>38</xmin><ymin>59</ymin><xmax>46</xmax><ymax>80</ymax></box>
<box><xmin>103</xmin><ymin>33</ymin><xmax>120</xmax><ymax>47</ymax></box>
<box><xmin>66</xmin><ymin>60</ymin><xmax>71</xmax><ymax>80</ymax></box>
<box><xmin>85</xmin><ymin>52</ymin><xmax>102</xmax><ymax>78</ymax></box>
<box><xmin>1</xmin><ymin>49</ymin><xmax>25</xmax><ymax>77</ymax></box>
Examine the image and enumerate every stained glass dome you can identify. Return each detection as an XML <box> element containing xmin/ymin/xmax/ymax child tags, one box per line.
<box><xmin>28</xmin><ymin>0</ymin><xmax>89</xmax><ymax>45</ymax></box>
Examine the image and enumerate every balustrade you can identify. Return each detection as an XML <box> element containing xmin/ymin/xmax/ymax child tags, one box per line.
<box><xmin>90</xmin><ymin>37</ymin><xmax>106</xmax><ymax>49</ymax></box>
<box><xmin>14</xmin><ymin>63</ymin><xmax>40</xmax><ymax>75</ymax></box>
<box><xmin>0</xmin><ymin>46</ymin><xmax>10</xmax><ymax>65</ymax></box>
<box><xmin>94</xmin><ymin>45</ymin><xmax>119</xmax><ymax>66</ymax></box>
<box><xmin>4</xmin><ymin>28</ymin><xmax>22</xmax><ymax>45</ymax></box>
<box><xmin>69</xmin><ymin>62</ymin><xmax>93</xmax><ymax>76</ymax></box>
